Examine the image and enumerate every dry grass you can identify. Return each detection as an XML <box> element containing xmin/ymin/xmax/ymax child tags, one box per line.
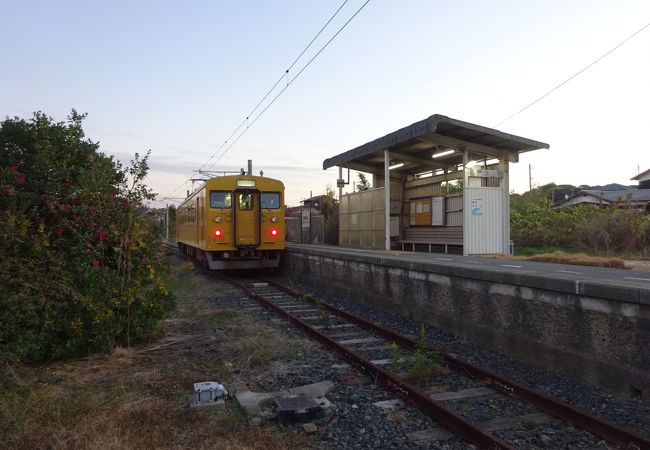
<box><xmin>625</xmin><ymin>259</ymin><xmax>650</xmax><ymax>272</ymax></box>
<box><xmin>0</xmin><ymin>258</ymin><xmax>315</xmax><ymax>450</ymax></box>
<box><xmin>525</xmin><ymin>251</ymin><xmax>627</xmax><ymax>268</ymax></box>
<box><xmin>495</xmin><ymin>251</ymin><xmax>627</xmax><ymax>268</ymax></box>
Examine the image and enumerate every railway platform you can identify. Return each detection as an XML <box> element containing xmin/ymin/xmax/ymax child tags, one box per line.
<box><xmin>281</xmin><ymin>242</ymin><xmax>650</xmax><ymax>402</ymax></box>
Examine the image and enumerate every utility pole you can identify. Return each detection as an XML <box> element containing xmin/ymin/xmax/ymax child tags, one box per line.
<box><xmin>529</xmin><ymin>164</ymin><xmax>532</xmax><ymax>191</ymax></box>
<box><xmin>165</xmin><ymin>204</ymin><xmax>169</xmax><ymax>241</ymax></box>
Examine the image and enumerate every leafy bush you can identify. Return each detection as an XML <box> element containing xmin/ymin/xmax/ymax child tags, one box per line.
<box><xmin>511</xmin><ymin>184</ymin><xmax>650</xmax><ymax>255</ymax></box>
<box><xmin>0</xmin><ymin>111</ymin><xmax>174</xmax><ymax>361</ymax></box>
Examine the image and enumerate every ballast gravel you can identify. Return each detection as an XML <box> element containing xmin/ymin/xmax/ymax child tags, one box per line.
<box><xmin>275</xmin><ymin>274</ymin><xmax>650</xmax><ymax>447</ymax></box>
<box><xmin>207</xmin><ymin>272</ymin><xmax>649</xmax><ymax>449</ymax></box>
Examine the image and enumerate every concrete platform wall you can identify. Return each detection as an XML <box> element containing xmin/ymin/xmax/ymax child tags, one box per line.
<box><xmin>281</xmin><ymin>246</ymin><xmax>650</xmax><ymax>401</ymax></box>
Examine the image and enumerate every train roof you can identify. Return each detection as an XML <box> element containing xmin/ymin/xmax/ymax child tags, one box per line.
<box><xmin>178</xmin><ymin>175</ymin><xmax>284</xmax><ymax>208</ymax></box>
<box><xmin>205</xmin><ymin>174</ymin><xmax>284</xmax><ymax>188</ymax></box>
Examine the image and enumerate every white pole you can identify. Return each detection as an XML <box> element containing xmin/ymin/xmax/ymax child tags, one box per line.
<box><xmin>384</xmin><ymin>149</ymin><xmax>390</xmax><ymax>251</ymax></box>
<box><xmin>501</xmin><ymin>159</ymin><xmax>510</xmax><ymax>254</ymax></box>
<box><xmin>463</xmin><ymin>148</ymin><xmax>469</xmax><ymax>256</ymax></box>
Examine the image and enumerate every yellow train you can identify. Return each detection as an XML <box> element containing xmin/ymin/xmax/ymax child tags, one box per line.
<box><xmin>176</xmin><ymin>174</ymin><xmax>285</xmax><ymax>269</ymax></box>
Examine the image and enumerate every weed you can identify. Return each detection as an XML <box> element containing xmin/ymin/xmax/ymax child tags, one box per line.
<box><xmin>284</xmin><ymin>347</ymin><xmax>304</xmax><ymax>361</ymax></box>
<box><xmin>213</xmin><ymin>400</ymin><xmax>248</xmax><ymax>429</ymax></box>
<box><xmin>163</xmin><ymin>263</ymin><xmax>201</xmax><ymax>293</ymax></box>
<box><xmin>317</xmin><ymin>302</ymin><xmax>331</xmax><ymax>329</ymax></box>
<box><xmin>213</xmin><ymin>311</ymin><xmax>238</xmax><ymax>328</ymax></box>
<box><xmin>457</xmin><ymin>402</ymin><xmax>471</xmax><ymax>414</ymax></box>
<box><xmin>389</xmin><ymin>341</ymin><xmax>401</xmax><ymax>373</ymax></box>
<box><xmin>177</xmin><ymin>355</ymin><xmax>189</xmax><ymax>366</ymax></box>
<box><xmin>227</xmin><ymin>332</ymin><xmax>284</xmax><ymax>372</ymax></box>
<box><xmin>403</xmin><ymin>324</ymin><xmax>444</xmax><ymax>385</ymax></box>
<box><xmin>521</xmin><ymin>419</ymin><xmax>537</xmax><ymax>430</ymax></box>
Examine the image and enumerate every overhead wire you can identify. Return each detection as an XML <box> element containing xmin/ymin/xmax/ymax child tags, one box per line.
<box><xmin>494</xmin><ymin>21</ymin><xmax>650</xmax><ymax>128</ymax></box>
<box><xmin>163</xmin><ymin>1</ymin><xmax>356</xmax><ymax>201</ymax></box>
<box><xmin>206</xmin><ymin>0</ymin><xmax>371</xmax><ymax>171</ymax></box>
<box><xmin>197</xmin><ymin>0</ymin><xmax>352</xmax><ymax>173</ymax></box>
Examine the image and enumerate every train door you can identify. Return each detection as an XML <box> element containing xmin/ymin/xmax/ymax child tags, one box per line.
<box><xmin>235</xmin><ymin>191</ymin><xmax>259</xmax><ymax>246</ymax></box>
<box><xmin>195</xmin><ymin>197</ymin><xmax>200</xmax><ymax>245</ymax></box>
<box><xmin>197</xmin><ymin>196</ymin><xmax>204</xmax><ymax>247</ymax></box>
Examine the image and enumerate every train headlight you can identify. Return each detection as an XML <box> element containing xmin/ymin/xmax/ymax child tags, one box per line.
<box><xmin>214</xmin><ymin>216</ymin><xmax>222</xmax><ymax>223</ymax></box>
<box><xmin>214</xmin><ymin>228</ymin><xmax>224</xmax><ymax>238</ymax></box>
<box><xmin>271</xmin><ymin>216</ymin><xmax>278</xmax><ymax>223</ymax></box>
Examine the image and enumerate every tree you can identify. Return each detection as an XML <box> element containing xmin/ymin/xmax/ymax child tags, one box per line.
<box><xmin>445</xmin><ymin>179</ymin><xmax>463</xmax><ymax>194</ymax></box>
<box><xmin>356</xmin><ymin>173</ymin><xmax>371</xmax><ymax>191</ymax></box>
<box><xmin>0</xmin><ymin>111</ymin><xmax>174</xmax><ymax>361</ymax></box>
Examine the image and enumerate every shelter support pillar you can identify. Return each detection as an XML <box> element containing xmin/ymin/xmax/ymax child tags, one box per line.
<box><xmin>462</xmin><ymin>148</ymin><xmax>469</xmax><ymax>256</ymax></box>
<box><xmin>500</xmin><ymin>158</ymin><xmax>510</xmax><ymax>254</ymax></box>
<box><xmin>384</xmin><ymin>149</ymin><xmax>390</xmax><ymax>251</ymax></box>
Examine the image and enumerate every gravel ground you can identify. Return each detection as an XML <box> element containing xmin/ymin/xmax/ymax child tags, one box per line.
<box><xmin>272</xmin><ymin>273</ymin><xmax>650</xmax><ymax>445</ymax></box>
<box><xmin>200</xmin><ymin>268</ymin><xmax>650</xmax><ymax>449</ymax></box>
<box><xmin>209</xmin><ymin>276</ymin><xmax>474</xmax><ymax>449</ymax></box>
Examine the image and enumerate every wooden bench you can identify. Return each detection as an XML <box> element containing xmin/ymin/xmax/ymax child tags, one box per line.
<box><xmin>396</xmin><ymin>227</ymin><xmax>463</xmax><ymax>254</ymax></box>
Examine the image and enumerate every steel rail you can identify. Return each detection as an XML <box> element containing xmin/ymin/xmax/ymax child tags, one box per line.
<box><xmin>258</xmin><ymin>276</ymin><xmax>650</xmax><ymax>450</ymax></box>
<box><xmin>223</xmin><ymin>274</ymin><xmax>514</xmax><ymax>450</ymax></box>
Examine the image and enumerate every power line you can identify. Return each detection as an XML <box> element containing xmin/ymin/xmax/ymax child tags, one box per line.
<box><xmin>206</xmin><ymin>0</ymin><xmax>371</xmax><ymax>171</ymax></box>
<box><xmin>166</xmin><ymin>1</ymin><xmax>357</xmax><ymax>200</ymax></box>
<box><xmin>197</xmin><ymin>0</ymin><xmax>352</xmax><ymax>173</ymax></box>
<box><xmin>163</xmin><ymin>178</ymin><xmax>192</xmax><ymax>202</ymax></box>
<box><xmin>494</xmin><ymin>21</ymin><xmax>650</xmax><ymax>128</ymax></box>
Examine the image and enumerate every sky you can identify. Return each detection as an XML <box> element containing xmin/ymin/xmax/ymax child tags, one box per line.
<box><xmin>2</xmin><ymin>0</ymin><xmax>649</xmax><ymax>207</ymax></box>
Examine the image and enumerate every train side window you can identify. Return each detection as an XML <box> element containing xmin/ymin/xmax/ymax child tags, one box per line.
<box><xmin>211</xmin><ymin>191</ymin><xmax>232</xmax><ymax>209</ymax></box>
<box><xmin>261</xmin><ymin>192</ymin><xmax>280</xmax><ymax>209</ymax></box>
<box><xmin>238</xmin><ymin>193</ymin><xmax>253</xmax><ymax>211</ymax></box>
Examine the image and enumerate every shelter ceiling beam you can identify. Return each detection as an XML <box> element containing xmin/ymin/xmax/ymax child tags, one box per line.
<box><xmin>427</xmin><ymin>134</ymin><xmax>519</xmax><ymax>163</ymax></box>
<box><xmin>389</xmin><ymin>151</ymin><xmax>447</xmax><ymax>170</ymax></box>
<box><xmin>345</xmin><ymin>161</ymin><xmax>383</xmax><ymax>175</ymax></box>
<box><xmin>383</xmin><ymin>170</ymin><xmax>408</xmax><ymax>181</ymax></box>
<box><xmin>344</xmin><ymin>161</ymin><xmax>406</xmax><ymax>182</ymax></box>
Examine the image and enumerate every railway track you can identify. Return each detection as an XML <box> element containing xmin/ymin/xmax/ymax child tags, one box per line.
<box><xmin>219</xmin><ymin>272</ymin><xmax>649</xmax><ymax>450</ymax></box>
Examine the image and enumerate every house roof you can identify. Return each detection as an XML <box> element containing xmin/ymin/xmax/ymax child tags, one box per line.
<box><xmin>322</xmin><ymin>114</ymin><xmax>549</xmax><ymax>175</ymax></box>
<box><xmin>556</xmin><ymin>187</ymin><xmax>650</xmax><ymax>207</ymax></box>
<box><xmin>631</xmin><ymin>168</ymin><xmax>650</xmax><ymax>181</ymax></box>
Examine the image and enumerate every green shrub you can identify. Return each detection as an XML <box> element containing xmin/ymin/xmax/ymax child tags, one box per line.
<box><xmin>511</xmin><ymin>184</ymin><xmax>649</xmax><ymax>255</ymax></box>
<box><xmin>0</xmin><ymin>111</ymin><xmax>174</xmax><ymax>361</ymax></box>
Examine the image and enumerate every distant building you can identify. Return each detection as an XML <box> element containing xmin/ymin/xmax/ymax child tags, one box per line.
<box><xmin>632</xmin><ymin>168</ymin><xmax>650</xmax><ymax>189</ymax></box>
<box><xmin>285</xmin><ymin>194</ymin><xmax>339</xmax><ymax>245</ymax></box>
<box><xmin>301</xmin><ymin>194</ymin><xmax>330</xmax><ymax>210</ymax></box>
<box><xmin>554</xmin><ymin>171</ymin><xmax>650</xmax><ymax>212</ymax></box>
<box><xmin>286</xmin><ymin>195</ymin><xmax>336</xmax><ymax>217</ymax></box>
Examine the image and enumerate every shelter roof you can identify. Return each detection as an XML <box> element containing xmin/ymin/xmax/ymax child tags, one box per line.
<box><xmin>323</xmin><ymin>114</ymin><xmax>549</xmax><ymax>175</ymax></box>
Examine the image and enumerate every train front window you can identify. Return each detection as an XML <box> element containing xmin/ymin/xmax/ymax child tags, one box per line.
<box><xmin>210</xmin><ymin>192</ymin><xmax>232</xmax><ymax>209</ymax></box>
<box><xmin>261</xmin><ymin>192</ymin><xmax>280</xmax><ymax>209</ymax></box>
<box><xmin>238</xmin><ymin>193</ymin><xmax>253</xmax><ymax>211</ymax></box>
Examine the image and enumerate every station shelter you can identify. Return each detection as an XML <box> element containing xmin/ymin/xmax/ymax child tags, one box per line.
<box><xmin>323</xmin><ymin>114</ymin><xmax>549</xmax><ymax>255</ymax></box>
